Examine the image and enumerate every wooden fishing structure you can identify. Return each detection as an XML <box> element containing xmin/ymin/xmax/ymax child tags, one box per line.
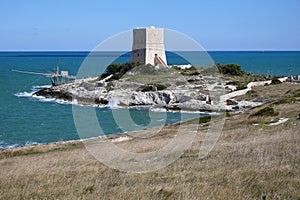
<box><xmin>12</xmin><ymin>63</ymin><xmax>76</xmax><ymax>86</ymax></box>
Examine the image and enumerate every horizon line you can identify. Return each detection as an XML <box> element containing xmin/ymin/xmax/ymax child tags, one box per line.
<box><xmin>1</xmin><ymin>49</ymin><xmax>300</xmax><ymax>52</ymax></box>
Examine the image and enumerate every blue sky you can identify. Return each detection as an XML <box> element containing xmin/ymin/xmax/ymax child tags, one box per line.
<box><xmin>0</xmin><ymin>0</ymin><xmax>299</xmax><ymax>51</ymax></box>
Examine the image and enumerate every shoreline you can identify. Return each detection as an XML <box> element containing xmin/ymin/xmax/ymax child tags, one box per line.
<box><xmin>0</xmin><ymin>114</ymin><xmax>192</xmax><ymax>152</ymax></box>
<box><xmin>0</xmin><ymin>118</ymin><xmax>186</xmax><ymax>155</ymax></box>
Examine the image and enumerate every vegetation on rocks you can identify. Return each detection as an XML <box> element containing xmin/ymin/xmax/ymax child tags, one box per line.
<box><xmin>271</xmin><ymin>78</ymin><xmax>282</xmax><ymax>85</ymax></box>
<box><xmin>140</xmin><ymin>83</ymin><xmax>168</xmax><ymax>92</ymax></box>
<box><xmin>173</xmin><ymin>66</ymin><xmax>201</xmax><ymax>76</ymax></box>
<box><xmin>141</xmin><ymin>85</ymin><xmax>154</xmax><ymax>92</ymax></box>
<box><xmin>100</xmin><ymin>62</ymin><xmax>140</xmax><ymax>81</ymax></box>
<box><xmin>226</xmin><ymin>81</ymin><xmax>248</xmax><ymax>90</ymax></box>
<box><xmin>152</xmin><ymin>83</ymin><xmax>167</xmax><ymax>90</ymax></box>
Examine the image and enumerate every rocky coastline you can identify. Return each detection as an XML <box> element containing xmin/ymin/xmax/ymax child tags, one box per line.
<box><xmin>34</xmin><ymin>72</ymin><xmax>267</xmax><ymax>113</ymax></box>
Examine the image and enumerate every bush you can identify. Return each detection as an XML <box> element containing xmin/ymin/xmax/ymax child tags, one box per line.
<box><xmin>180</xmin><ymin>69</ymin><xmax>200</xmax><ymax>76</ymax></box>
<box><xmin>199</xmin><ymin>115</ymin><xmax>211</xmax><ymax>123</ymax></box>
<box><xmin>141</xmin><ymin>86</ymin><xmax>153</xmax><ymax>92</ymax></box>
<box><xmin>271</xmin><ymin>78</ymin><xmax>282</xmax><ymax>85</ymax></box>
<box><xmin>226</xmin><ymin>81</ymin><xmax>239</xmax><ymax>85</ymax></box>
<box><xmin>246</xmin><ymin>90</ymin><xmax>258</xmax><ymax>97</ymax></box>
<box><xmin>249</xmin><ymin>107</ymin><xmax>279</xmax><ymax>118</ymax></box>
<box><xmin>216</xmin><ymin>63</ymin><xmax>244</xmax><ymax>76</ymax></box>
<box><xmin>291</xmin><ymin>89</ymin><xmax>300</xmax><ymax>98</ymax></box>
<box><xmin>172</xmin><ymin>66</ymin><xmax>182</xmax><ymax>71</ymax></box>
<box><xmin>274</xmin><ymin>97</ymin><xmax>296</xmax><ymax>105</ymax></box>
<box><xmin>154</xmin><ymin>83</ymin><xmax>167</xmax><ymax>91</ymax></box>
<box><xmin>226</xmin><ymin>81</ymin><xmax>247</xmax><ymax>90</ymax></box>
<box><xmin>141</xmin><ymin>83</ymin><xmax>167</xmax><ymax>92</ymax></box>
<box><xmin>225</xmin><ymin>112</ymin><xmax>231</xmax><ymax>117</ymax></box>
<box><xmin>100</xmin><ymin>62</ymin><xmax>140</xmax><ymax>81</ymax></box>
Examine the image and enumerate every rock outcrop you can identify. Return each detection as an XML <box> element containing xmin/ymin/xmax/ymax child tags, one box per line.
<box><xmin>34</xmin><ymin>74</ymin><xmax>268</xmax><ymax>112</ymax></box>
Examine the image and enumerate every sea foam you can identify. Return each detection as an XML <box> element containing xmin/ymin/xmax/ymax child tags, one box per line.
<box><xmin>14</xmin><ymin>85</ymin><xmax>72</xmax><ymax>105</ymax></box>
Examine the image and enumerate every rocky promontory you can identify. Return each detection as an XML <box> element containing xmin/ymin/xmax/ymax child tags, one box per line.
<box><xmin>34</xmin><ymin>63</ymin><xmax>275</xmax><ymax>112</ymax></box>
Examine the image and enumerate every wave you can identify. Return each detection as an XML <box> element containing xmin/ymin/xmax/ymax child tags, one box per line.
<box><xmin>15</xmin><ymin>91</ymin><xmax>35</xmax><ymax>98</ymax></box>
<box><xmin>15</xmin><ymin>84</ymin><xmax>51</xmax><ymax>97</ymax></box>
<box><xmin>0</xmin><ymin>136</ymin><xmax>108</xmax><ymax>150</ymax></box>
<box><xmin>0</xmin><ymin>140</ymin><xmax>41</xmax><ymax>150</ymax></box>
<box><xmin>32</xmin><ymin>85</ymin><xmax>52</xmax><ymax>90</ymax></box>
<box><xmin>15</xmin><ymin>88</ymin><xmax>109</xmax><ymax>107</ymax></box>
<box><xmin>149</xmin><ymin>107</ymin><xmax>208</xmax><ymax>114</ymax></box>
<box><xmin>14</xmin><ymin>85</ymin><xmax>73</xmax><ymax>105</ymax></box>
<box><xmin>0</xmin><ymin>143</ymin><xmax>19</xmax><ymax>150</ymax></box>
<box><xmin>31</xmin><ymin>94</ymin><xmax>73</xmax><ymax>105</ymax></box>
<box><xmin>25</xmin><ymin>141</ymin><xmax>41</xmax><ymax>146</ymax></box>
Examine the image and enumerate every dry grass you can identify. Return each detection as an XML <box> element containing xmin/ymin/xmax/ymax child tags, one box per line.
<box><xmin>235</xmin><ymin>82</ymin><xmax>300</xmax><ymax>102</ymax></box>
<box><xmin>0</xmin><ymin>83</ymin><xmax>300</xmax><ymax>199</ymax></box>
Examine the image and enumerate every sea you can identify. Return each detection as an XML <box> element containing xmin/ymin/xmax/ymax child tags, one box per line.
<box><xmin>0</xmin><ymin>51</ymin><xmax>300</xmax><ymax>149</ymax></box>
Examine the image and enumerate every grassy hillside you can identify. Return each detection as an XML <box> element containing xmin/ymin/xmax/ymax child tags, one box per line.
<box><xmin>0</xmin><ymin>83</ymin><xmax>299</xmax><ymax>199</ymax></box>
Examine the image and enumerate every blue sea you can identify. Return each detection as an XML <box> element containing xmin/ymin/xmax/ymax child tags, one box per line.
<box><xmin>0</xmin><ymin>51</ymin><xmax>300</xmax><ymax>149</ymax></box>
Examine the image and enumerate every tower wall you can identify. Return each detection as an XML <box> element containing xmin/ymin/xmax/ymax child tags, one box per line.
<box><xmin>131</xmin><ymin>27</ymin><xmax>167</xmax><ymax>67</ymax></box>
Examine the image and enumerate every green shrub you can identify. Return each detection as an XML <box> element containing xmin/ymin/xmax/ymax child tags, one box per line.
<box><xmin>291</xmin><ymin>89</ymin><xmax>300</xmax><ymax>98</ymax></box>
<box><xmin>226</xmin><ymin>81</ymin><xmax>239</xmax><ymax>85</ymax></box>
<box><xmin>199</xmin><ymin>115</ymin><xmax>211</xmax><ymax>123</ymax></box>
<box><xmin>246</xmin><ymin>90</ymin><xmax>258</xmax><ymax>97</ymax></box>
<box><xmin>146</xmin><ymin>83</ymin><xmax>167</xmax><ymax>91</ymax></box>
<box><xmin>181</xmin><ymin>69</ymin><xmax>200</xmax><ymax>76</ymax></box>
<box><xmin>226</xmin><ymin>81</ymin><xmax>247</xmax><ymax>90</ymax></box>
<box><xmin>141</xmin><ymin>86</ymin><xmax>153</xmax><ymax>92</ymax></box>
<box><xmin>172</xmin><ymin>66</ymin><xmax>182</xmax><ymax>71</ymax></box>
<box><xmin>154</xmin><ymin>83</ymin><xmax>167</xmax><ymax>90</ymax></box>
<box><xmin>216</xmin><ymin>63</ymin><xmax>244</xmax><ymax>76</ymax></box>
<box><xmin>271</xmin><ymin>78</ymin><xmax>282</xmax><ymax>85</ymax></box>
<box><xmin>100</xmin><ymin>62</ymin><xmax>140</xmax><ymax>81</ymax></box>
<box><xmin>225</xmin><ymin>112</ymin><xmax>231</xmax><ymax>117</ymax></box>
<box><xmin>141</xmin><ymin>83</ymin><xmax>167</xmax><ymax>92</ymax></box>
<box><xmin>249</xmin><ymin>107</ymin><xmax>279</xmax><ymax>118</ymax></box>
<box><xmin>274</xmin><ymin>97</ymin><xmax>296</xmax><ymax>105</ymax></box>
<box><xmin>190</xmin><ymin>71</ymin><xmax>200</xmax><ymax>75</ymax></box>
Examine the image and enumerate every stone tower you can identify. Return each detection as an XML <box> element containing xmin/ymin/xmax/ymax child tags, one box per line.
<box><xmin>131</xmin><ymin>26</ymin><xmax>168</xmax><ymax>67</ymax></box>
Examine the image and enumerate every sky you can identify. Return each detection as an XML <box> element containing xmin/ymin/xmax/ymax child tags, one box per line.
<box><xmin>0</xmin><ymin>0</ymin><xmax>299</xmax><ymax>51</ymax></box>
